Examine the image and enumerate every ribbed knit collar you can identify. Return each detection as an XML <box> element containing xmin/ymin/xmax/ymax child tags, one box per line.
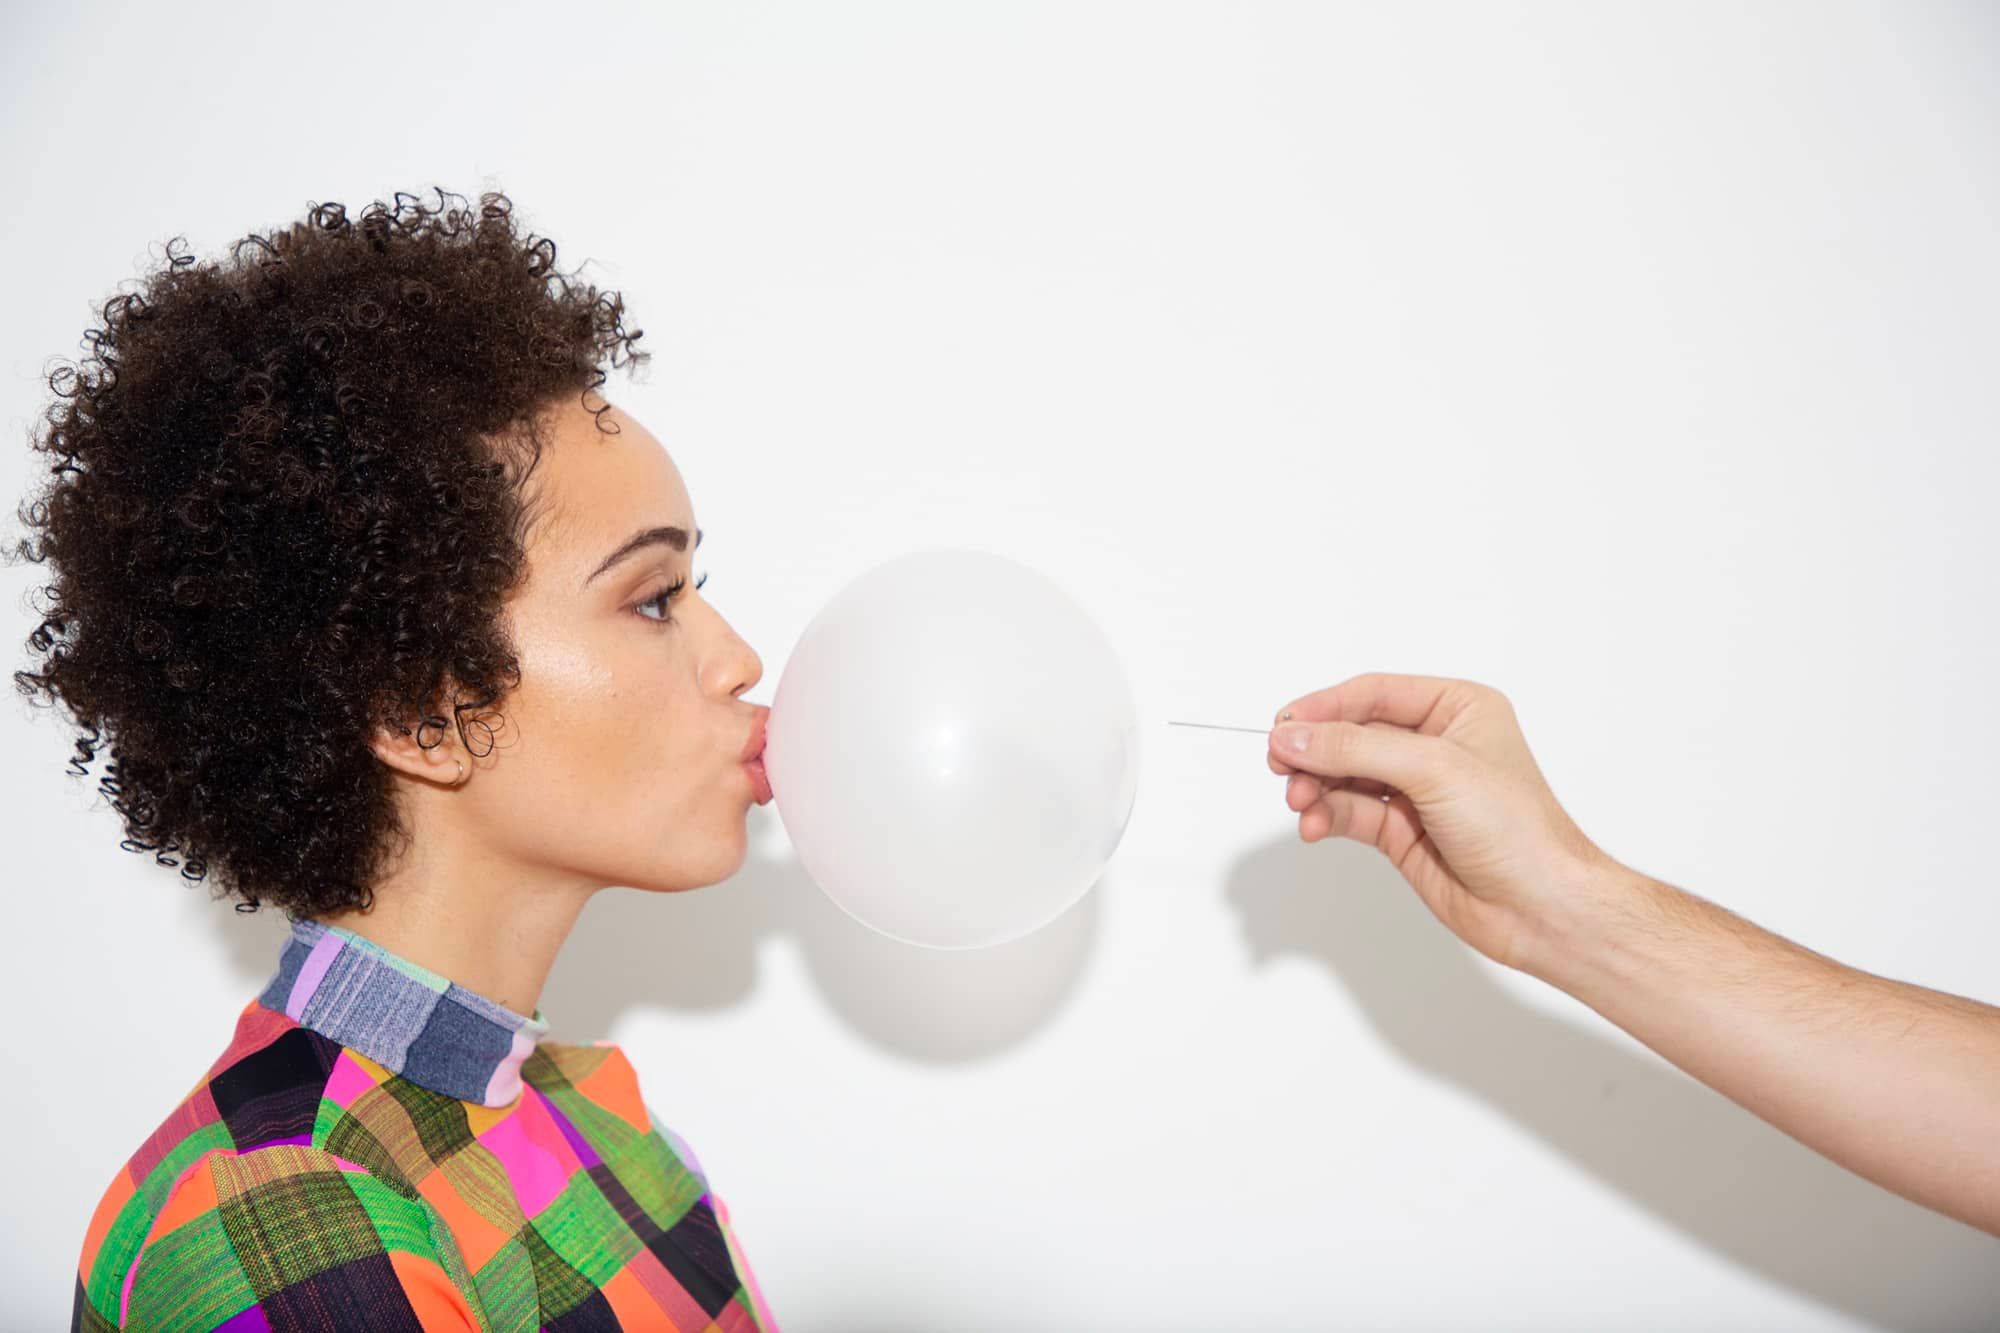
<box><xmin>256</xmin><ymin>916</ymin><xmax>551</xmax><ymax>1108</ymax></box>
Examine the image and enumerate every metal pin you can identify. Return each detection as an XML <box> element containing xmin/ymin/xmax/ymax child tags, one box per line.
<box><xmin>1171</xmin><ymin>714</ymin><xmax>1391</xmax><ymax>802</ymax></box>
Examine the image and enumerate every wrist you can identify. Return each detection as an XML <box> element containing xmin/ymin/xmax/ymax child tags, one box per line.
<box><xmin>1513</xmin><ymin>853</ymin><xmax>1665</xmax><ymax>999</ymax></box>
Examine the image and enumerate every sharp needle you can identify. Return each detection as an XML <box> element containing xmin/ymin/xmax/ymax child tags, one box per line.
<box><xmin>1170</xmin><ymin>717</ymin><xmax>1389</xmax><ymax>800</ymax></box>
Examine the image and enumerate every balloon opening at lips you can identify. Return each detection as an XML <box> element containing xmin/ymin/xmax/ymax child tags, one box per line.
<box><xmin>762</xmin><ymin>548</ymin><xmax>1140</xmax><ymax>950</ymax></box>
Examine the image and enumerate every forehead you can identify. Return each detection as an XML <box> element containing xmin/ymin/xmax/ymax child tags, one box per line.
<box><xmin>526</xmin><ymin>400</ymin><xmax>692</xmax><ymax>562</ymax></box>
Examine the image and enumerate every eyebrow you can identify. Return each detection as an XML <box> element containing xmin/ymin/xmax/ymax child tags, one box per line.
<box><xmin>583</xmin><ymin>524</ymin><xmax>702</xmax><ymax>587</ymax></box>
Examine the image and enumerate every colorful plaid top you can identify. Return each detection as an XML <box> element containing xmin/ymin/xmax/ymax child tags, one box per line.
<box><xmin>71</xmin><ymin>916</ymin><xmax>780</xmax><ymax>1332</ymax></box>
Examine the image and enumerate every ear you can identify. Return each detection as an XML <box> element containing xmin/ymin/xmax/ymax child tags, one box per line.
<box><xmin>368</xmin><ymin>697</ymin><xmax>467</xmax><ymax>786</ymax></box>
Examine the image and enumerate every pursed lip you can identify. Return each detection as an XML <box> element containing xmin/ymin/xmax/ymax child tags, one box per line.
<box><xmin>740</xmin><ymin>709</ymin><xmax>769</xmax><ymax>762</ymax></box>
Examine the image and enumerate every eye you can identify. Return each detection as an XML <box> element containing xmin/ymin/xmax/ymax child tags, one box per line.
<box><xmin>635</xmin><ymin>570</ymin><xmax>708</xmax><ymax>625</ymax></box>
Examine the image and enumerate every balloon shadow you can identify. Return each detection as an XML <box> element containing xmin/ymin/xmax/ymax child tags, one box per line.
<box><xmin>1224</xmin><ymin>835</ymin><xmax>2000</xmax><ymax>1331</ymax></box>
<box><xmin>554</xmin><ymin>834</ymin><xmax>1102</xmax><ymax>1065</ymax></box>
<box><xmin>205</xmin><ymin>832</ymin><xmax>1101</xmax><ymax>1067</ymax></box>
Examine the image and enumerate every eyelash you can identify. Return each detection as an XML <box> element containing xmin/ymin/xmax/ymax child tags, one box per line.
<box><xmin>636</xmin><ymin>570</ymin><xmax>708</xmax><ymax>625</ymax></box>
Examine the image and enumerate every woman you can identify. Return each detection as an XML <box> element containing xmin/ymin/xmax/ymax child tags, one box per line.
<box><xmin>17</xmin><ymin>187</ymin><xmax>780</xmax><ymax>1331</ymax></box>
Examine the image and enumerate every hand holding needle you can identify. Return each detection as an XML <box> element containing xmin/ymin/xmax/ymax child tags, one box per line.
<box><xmin>1171</xmin><ymin>671</ymin><xmax>2000</xmax><ymax>1242</ymax></box>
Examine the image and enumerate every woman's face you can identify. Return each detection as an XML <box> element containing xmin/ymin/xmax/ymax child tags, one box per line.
<box><xmin>442</xmin><ymin>394</ymin><xmax>766</xmax><ymax>894</ymax></box>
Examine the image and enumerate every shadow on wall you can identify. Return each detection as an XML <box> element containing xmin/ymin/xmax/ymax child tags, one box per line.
<box><xmin>553</xmin><ymin>844</ymin><xmax>1103</xmax><ymax>1065</ymax></box>
<box><xmin>211</xmin><ymin>836</ymin><xmax>1103</xmax><ymax>1068</ymax></box>
<box><xmin>208</xmin><ymin>822</ymin><xmax>2000</xmax><ymax>1326</ymax></box>
<box><xmin>1224</xmin><ymin>834</ymin><xmax>2000</xmax><ymax>1332</ymax></box>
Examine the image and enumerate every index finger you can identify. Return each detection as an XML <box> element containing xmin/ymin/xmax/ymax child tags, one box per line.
<box><xmin>1274</xmin><ymin>672</ymin><xmax>1473</xmax><ymax>735</ymax></box>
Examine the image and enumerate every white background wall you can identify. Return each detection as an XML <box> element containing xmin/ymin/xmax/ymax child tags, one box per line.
<box><xmin>5</xmin><ymin>2</ymin><xmax>1998</xmax><ymax>1328</ymax></box>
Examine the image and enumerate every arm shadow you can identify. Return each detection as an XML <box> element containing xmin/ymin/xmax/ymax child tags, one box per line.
<box><xmin>1224</xmin><ymin>835</ymin><xmax>2000</xmax><ymax>1332</ymax></box>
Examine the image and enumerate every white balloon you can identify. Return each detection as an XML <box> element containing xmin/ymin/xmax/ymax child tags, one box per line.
<box><xmin>763</xmin><ymin>548</ymin><xmax>1139</xmax><ymax>950</ymax></box>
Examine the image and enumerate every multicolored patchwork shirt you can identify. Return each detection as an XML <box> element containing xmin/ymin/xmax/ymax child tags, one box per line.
<box><xmin>71</xmin><ymin>916</ymin><xmax>780</xmax><ymax>1331</ymax></box>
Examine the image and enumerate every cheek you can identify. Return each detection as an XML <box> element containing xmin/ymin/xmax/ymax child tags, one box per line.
<box><xmin>574</xmin><ymin>656</ymin><xmax>706</xmax><ymax>797</ymax></box>
<box><xmin>520</xmin><ymin>641</ymin><xmax>620</xmax><ymax>745</ymax></box>
<box><xmin>505</xmin><ymin>631</ymin><xmax>678</xmax><ymax>789</ymax></box>
<box><xmin>496</xmin><ymin>627</ymin><xmax>721</xmax><ymax>838</ymax></box>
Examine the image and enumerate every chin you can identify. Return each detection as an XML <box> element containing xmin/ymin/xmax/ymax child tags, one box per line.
<box><xmin>627</xmin><ymin>872</ymin><xmax>715</xmax><ymax>896</ymax></box>
<box><xmin>636</xmin><ymin>828</ymin><xmax>749</xmax><ymax>894</ymax></box>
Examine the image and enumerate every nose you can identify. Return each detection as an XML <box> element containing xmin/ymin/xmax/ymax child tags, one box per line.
<box><xmin>730</xmin><ymin>654</ymin><xmax>762</xmax><ymax>700</ymax></box>
<box><xmin>709</xmin><ymin>608</ymin><xmax>762</xmax><ymax>701</ymax></box>
<box><xmin>732</xmin><ymin>625</ymin><xmax>762</xmax><ymax>697</ymax></box>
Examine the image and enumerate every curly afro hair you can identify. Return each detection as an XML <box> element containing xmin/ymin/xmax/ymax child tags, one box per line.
<box><xmin>8</xmin><ymin>186</ymin><xmax>649</xmax><ymax>920</ymax></box>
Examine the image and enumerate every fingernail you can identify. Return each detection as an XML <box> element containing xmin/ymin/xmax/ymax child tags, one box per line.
<box><xmin>1276</xmin><ymin>724</ymin><xmax>1309</xmax><ymax>753</ymax></box>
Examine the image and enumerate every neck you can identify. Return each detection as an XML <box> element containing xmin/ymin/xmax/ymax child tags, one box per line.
<box><xmin>316</xmin><ymin>818</ymin><xmax>601</xmax><ymax>1017</ymax></box>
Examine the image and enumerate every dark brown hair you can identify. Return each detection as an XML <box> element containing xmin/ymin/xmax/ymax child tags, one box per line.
<box><xmin>9</xmin><ymin>187</ymin><xmax>647</xmax><ymax>919</ymax></box>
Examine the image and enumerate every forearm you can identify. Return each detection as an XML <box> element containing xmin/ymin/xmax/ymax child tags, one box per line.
<box><xmin>1524</xmin><ymin>863</ymin><xmax>2000</xmax><ymax>1237</ymax></box>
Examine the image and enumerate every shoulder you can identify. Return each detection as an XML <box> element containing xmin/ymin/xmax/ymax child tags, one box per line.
<box><xmin>522</xmin><ymin>1043</ymin><xmax>774</xmax><ymax>1329</ymax></box>
<box><xmin>79</xmin><ymin>1142</ymin><xmax>478</xmax><ymax>1331</ymax></box>
<box><xmin>73</xmin><ymin>1002</ymin><xmax>434</xmax><ymax>1329</ymax></box>
<box><xmin>78</xmin><ymin>1003</ymin><xmax>334</xmax><ymax>1233</ymax></box>
<box><xmin>522</xmin><ymin>1037</ymin><xmax>651</xmax><ymax>1131</ymax></box>
<box><xmin>524</xmin><ymin>1038</ymin><xmax>713</xmax><ymax>1181</ymax></box>
<box><xmin>78</xmin><ymin>1002</ymin><xmax>345</xmax><ymax>1231</ymax></box>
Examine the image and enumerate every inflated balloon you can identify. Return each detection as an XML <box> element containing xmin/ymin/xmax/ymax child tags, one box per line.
<box><xmin>762</xmin><ymin>548</ymin><xmax>1139</xmax><ymax>949</ymax></box>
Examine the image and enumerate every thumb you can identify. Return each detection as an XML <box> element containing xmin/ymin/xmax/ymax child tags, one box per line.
<box><xmin>1270</xmin><ymin>720</ymin><xmax>1447</xmax><ymax>795</ymax></box>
